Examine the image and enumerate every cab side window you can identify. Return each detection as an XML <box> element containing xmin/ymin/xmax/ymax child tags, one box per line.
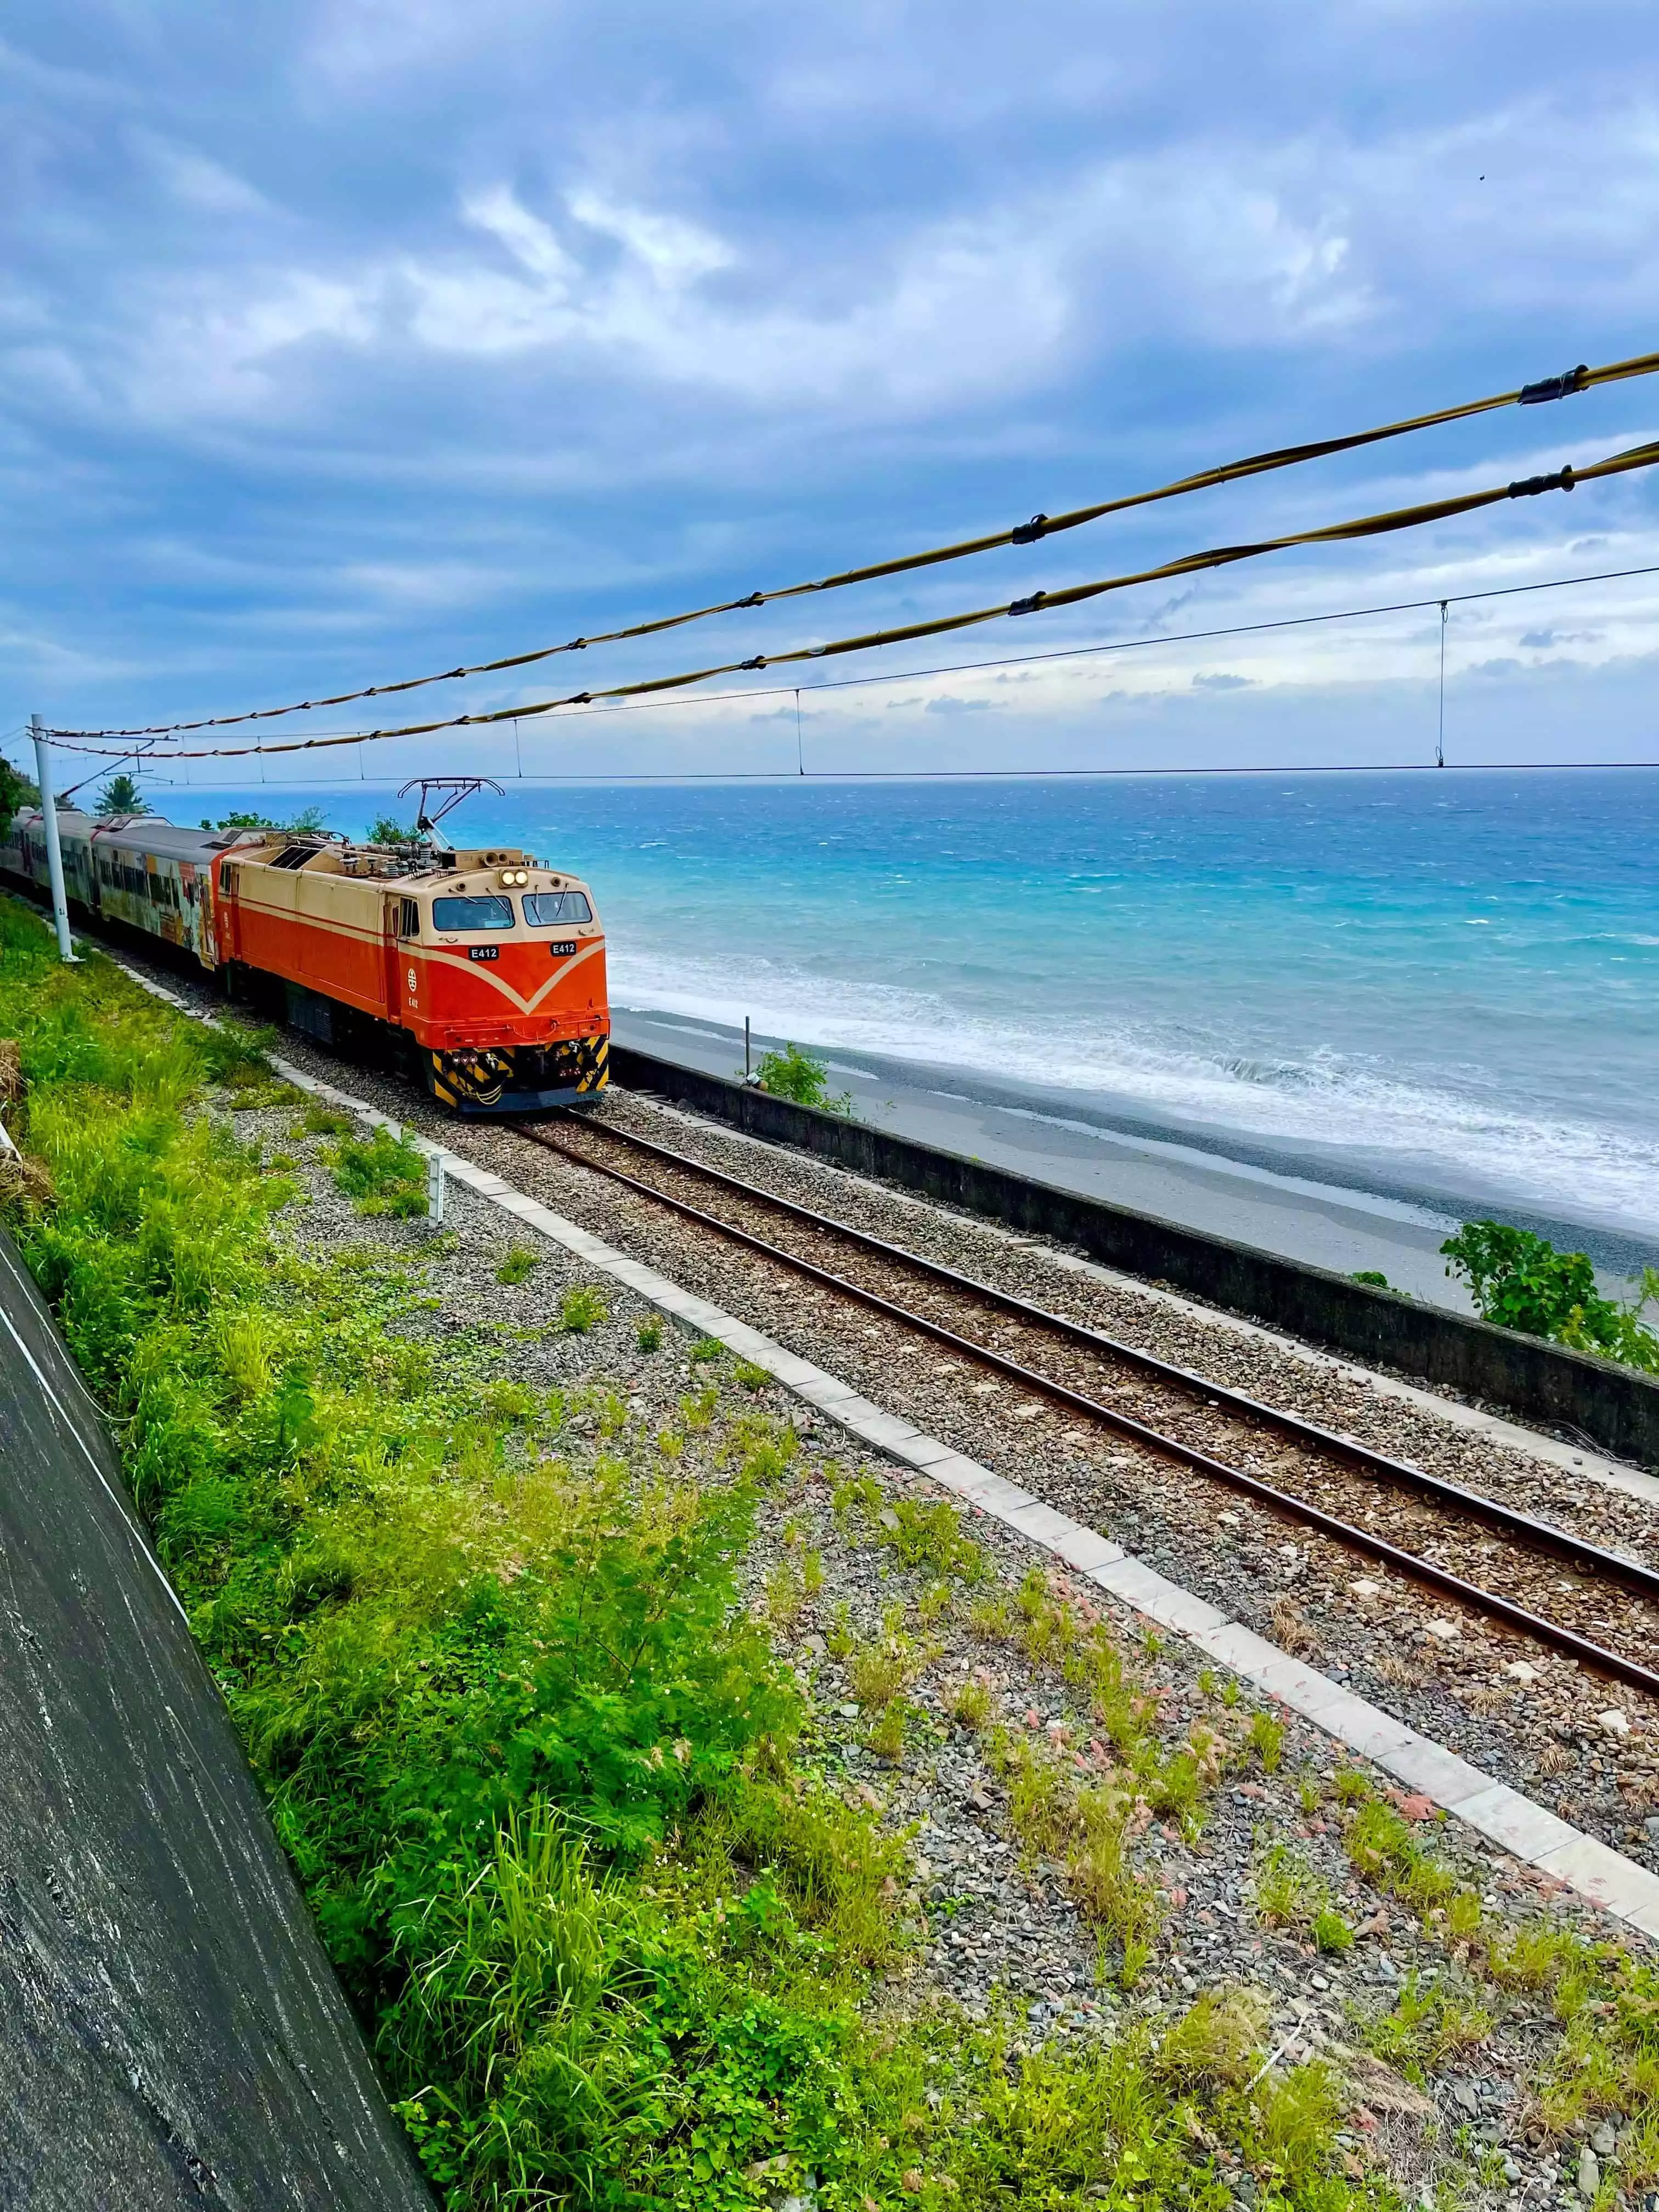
<box><xmin>399</xmin><ymin>898</ymin><xmax>420</xmax><ymax>938</ymax></box>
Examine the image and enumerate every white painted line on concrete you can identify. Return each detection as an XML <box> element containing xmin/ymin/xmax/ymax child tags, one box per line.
<box><xmin>98</xmin><ymin>959</ymin><xmax>1659</xmax><ymax>1944</ymax></box>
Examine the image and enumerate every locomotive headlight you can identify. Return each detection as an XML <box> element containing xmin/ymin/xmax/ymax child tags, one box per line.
<box><xmin>499</xmin><ymin>867</ymin><xmax>529</xmax><ymax>887</ymax></box>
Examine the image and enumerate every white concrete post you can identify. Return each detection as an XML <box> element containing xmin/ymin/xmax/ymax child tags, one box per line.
<box><xmin>427</xmin><ymin>1148</ymin><xmax>446</xmax><ymax>1226</ymax></box>
<box><xmin>30</xmin><ymin>715</ymin><xmax>77</xmax><ymax>963</ymax></box>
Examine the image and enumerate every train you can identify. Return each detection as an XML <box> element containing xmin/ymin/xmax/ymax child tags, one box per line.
<box><xmin>0</xmin><ymin>805</ymin><xmax>609</xmax><ymax>1113</ymax></box>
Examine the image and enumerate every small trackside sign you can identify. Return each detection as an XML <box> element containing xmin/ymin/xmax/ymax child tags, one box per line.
<box><xmin>468</xmin><ymin>945</ymin><xmax>499</xmax><ymax>962</ymax></box>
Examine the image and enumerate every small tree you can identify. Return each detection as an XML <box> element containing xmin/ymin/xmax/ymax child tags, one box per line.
<box><xmin>95</xmin><ymin>771</ymin><xmax>145</xmax><ymax>817</ymax></box>
<box><xmin>202</xmin><ymin>806</ymin><xmax>326</xmax><ymax>834</ymax></box>
<box><xmin>0</xmin><ymin>753</ymin><xmax>40</xmax><ymax>843</ymax></box>
<box><xmin>367</xmin><ymin>813</ymin><xmax>418</xmax><ymax>846</ymax></box>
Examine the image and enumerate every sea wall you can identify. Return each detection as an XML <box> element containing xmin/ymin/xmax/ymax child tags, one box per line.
<box><xmin>608</xmin><ymin>1046</ymin><xmax>1659</xmax><ymax>1471</ymax></box>
<box><xmin>0</xmin><ymin>1231</ymin><xmax>431</xmax><ymax>2210</ymax></box>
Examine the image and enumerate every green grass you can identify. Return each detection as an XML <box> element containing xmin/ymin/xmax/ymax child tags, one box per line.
<box><xmin>558</xmin><ymin>1284</ymin><xmax>609</xmax><ymax>1333</ymax></box>
<box><xmin>1363</xmin><ymin>1970</ymin><xmax>1494</xmax><ymax>2080</ymax></box>
<box><xmin>496</xmin><ymin>1245</ymin><xmax>542</xmax><ymax>1285</ymax></box>
<box><xmin>331</xmin><ymin>1125</ymin><xmax>429</xmax><ymax>1215</ymax></box>
<box><xmin>1344</xmin><ymin>1797</ymin><xmax>1459</xmax><ymax>1914</ymax></box>
<box><xmin>294</xmin><ymin>1101</ymin><xmax>353</xmax><ymax>1138</ymax></box>
<box><xmin>1246</xmin><ymin>1707</ymin><xmax>1286</xmax><ymax>1774</ymax></box>
<box><xmin>1</xmin><ymin>898</ymin><xmax>1505</xmax><ymax>2212</ymax></box>
<box><xmin>877</xmin><ymin>1497</ymin><xmax>988</xmax><ymax>1582</ymax></box>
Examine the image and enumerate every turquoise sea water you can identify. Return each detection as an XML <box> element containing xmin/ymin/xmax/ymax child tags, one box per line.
<box><xmin>244</xmin><ymin>770</ymin><xmax>1659</xmax><ymax>1235</ymax></box>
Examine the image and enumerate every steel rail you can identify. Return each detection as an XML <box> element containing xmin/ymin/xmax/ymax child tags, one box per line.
<box><xmin>520</xmin><ymin>1118</ymin><xmax>1659</xmax><ymax>1699</ymax></box>
<box><xmin>553</xmin><ymin>1114</ymin><xmax>1659</xmax><ymax>1599</ymax></box>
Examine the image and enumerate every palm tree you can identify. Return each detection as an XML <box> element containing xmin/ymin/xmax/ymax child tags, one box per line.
<box><xmin>95</xmin><ymin>771</ymin><xmax>145</xmax><ymax>817</ymax></box>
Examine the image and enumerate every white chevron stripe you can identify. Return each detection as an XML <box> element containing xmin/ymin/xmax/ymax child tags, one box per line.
<box><xmin>417</xmin><ymin>935</ymin><xmax>605</xmax><ymax>1014</ymax></box>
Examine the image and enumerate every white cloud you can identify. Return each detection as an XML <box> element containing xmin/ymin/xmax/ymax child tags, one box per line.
<box><xmin>125</xmin><ymin>270</ymin><xmax>382</xmax><ymax>420</ymax></box>
<box><xmin>134</xmin><ymin>132</ymin><xmax>273</xmax><ymax>217</ymax></box>
<box><xmin>565</xmin><ymin>189</ymin><xmax>733</xmax><ymax>285</ymax></box>
<box><xmin>463</xmin><ymin>185</ymin><xmax>575</xmax><ymax>285</ymax></box>
<box><xmin>128</xmin><ymin>144</ymin><xmax>1362</xmax><ymax>427</ymax></box>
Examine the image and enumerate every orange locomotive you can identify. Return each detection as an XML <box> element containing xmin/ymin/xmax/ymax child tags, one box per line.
<box><xmin>2</xmin><ymin>804</ymin><xmax>609</xmax><ymax>1113</ymax></box>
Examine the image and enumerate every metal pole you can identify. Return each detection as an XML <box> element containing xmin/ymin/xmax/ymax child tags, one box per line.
<box><xmin>745</xmin><ymin>1016</ymin><xmax>752</xmax><ymax>1083</ymax></box>
<box><xmin>30</xmin><ymin>715</ymin><xmax>77</xmax><ymax>963</ymax></box>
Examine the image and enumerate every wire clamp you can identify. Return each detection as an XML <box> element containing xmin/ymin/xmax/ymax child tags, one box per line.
<box><xmin>1506</xmin><ymin>466</ymin><xmax>1575</xmax><ymax>498</ymax></box>
<box><xmin>566</xmin><ymin>637</ymin><xmax>588</xmax><ymax>651</ymax></box>
<box><xmin>738</xmin><ymin>656</ymin><xmax>768</xmax><ymax>670</ymax></box>
<box><xmin>1008</xmin><ymin>591</ymin><xmax>1047</xmax><ymax>616</ymax></box>
<box><xmin>1011</xmin><ymin>514</ymin><xmax>1049</xmax><ymax>545</ymax></box>
<box><xmin>736</xmin><ymin>591</ymin><xmax>765</xmax><ymax>607</ymax></box>
<box><xmin>569</xmin><ymin>692</ymin><xmax>592</xmax><ymax>705</ymax></box>
<box><xmin>1519</xmin><ymin>365</ymin><xmax>1588</xmax><ymax>405</ymax></box>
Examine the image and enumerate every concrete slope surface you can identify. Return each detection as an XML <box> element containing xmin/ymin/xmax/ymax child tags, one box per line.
<box><xmin>0</xmin><ymin>1233</ymin><xmax>431</xmax><ymax>2211</ymax></box>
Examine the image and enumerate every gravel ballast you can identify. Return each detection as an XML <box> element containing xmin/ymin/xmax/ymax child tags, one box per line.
<box><xmin>208</xmin><ymin>1060</ymin><xmax>1656</xmax><ymax>2212</ymax></box>
<box><xmin>95</xmin><ymin>941</ymin><xmax>1659</xmax><ymax>1871</ymax></box>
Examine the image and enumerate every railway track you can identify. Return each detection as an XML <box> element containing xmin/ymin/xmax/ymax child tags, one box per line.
<box><xmin>520</xmin><ymin>1111</ymin><xmax>1659</xmax><ymax>1701</ymax></box>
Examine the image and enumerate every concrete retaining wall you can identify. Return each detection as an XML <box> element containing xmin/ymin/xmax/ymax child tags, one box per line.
<box><xmin>0</xmin><ymin>1232</ymin><xmax>431</xmax><ymax>2209</ymax></box>
<box><xmin>608</xmin><ymin>1046</ymin><xmax>1659</xmax><ymax>1471</ymax></box>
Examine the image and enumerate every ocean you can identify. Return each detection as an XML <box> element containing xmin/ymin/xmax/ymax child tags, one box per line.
<box><xmin>221</xmin><ymin>769</ymin><xmax>1659</xmax><ymax>1243</ymax></box>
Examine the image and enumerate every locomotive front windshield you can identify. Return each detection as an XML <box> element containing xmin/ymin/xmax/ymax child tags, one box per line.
<box><xmin>523</xmin><ymin>890</ymin><xmax>592</xmax><ymax>925</ymax></box>
<box><xmin>433</xmin><ymin>895</ymin><xmax>515</xmax><ymax>932</ymax></box>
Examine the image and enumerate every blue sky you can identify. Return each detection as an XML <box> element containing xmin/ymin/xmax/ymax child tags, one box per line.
<box><xmin>3</xmin><ymin>1</ymin><xmax>1657</xmax><ymax>795</ymax></box>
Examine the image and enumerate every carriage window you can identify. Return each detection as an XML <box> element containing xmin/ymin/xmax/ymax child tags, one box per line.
<box><xmin>399</xmin><ymin>898</ymin><xmax>420</xmax><ymax>938</ymax></box>
<box><xmin>432</xmin><ymin>895</ymin><xmax>514</xmax><ymax>932</ymax></box>
<box><xmin>522</xmin><ymin>890</ymin><xmax>592</xmax><ymax>926</ymax></box>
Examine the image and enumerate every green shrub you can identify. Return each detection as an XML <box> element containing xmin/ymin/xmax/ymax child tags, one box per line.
<box><xmin>495</xmin><ymin>1245</ymin><xmax>541</xmax><ymax>1285</ymax></box>
<box><xmin>752</xmin><ymin>1042</ymin><xmax>853</xmax><ymax>1116</ymax></box>
<box><xmin>636</xmin><ymin>1315</ymin><xmax>663</xmax><ymax>1352</ymax></box>
<box><xmin>1442</xmin><ymin>1219</ymin><xmax>1659</xmax><ymax>1371</ymax></box>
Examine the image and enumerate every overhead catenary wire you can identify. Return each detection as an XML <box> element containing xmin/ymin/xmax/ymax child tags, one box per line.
<box><xmin>46</xmin><ymin>433</ymin><xmax>1659</xmax><ymax>763</ymax></box>
<box><xmin>59</xmin><ymin>347</ymin><xmax>1659</xmax><ymax>742</ymax></box>
<box><xmin>16</xmin><ymin>557</ymin><xmax>1659</xmax><ymax>782</ymax></box>
<box><xmin>423</xmin><ymin>554</ymin><xmax>1659</xmax><ymax>727</ymax></box>
<box><xmin>159</xmin><ymin>760</ymin><xmax>1659</xmax><ymax>789</ymax></box>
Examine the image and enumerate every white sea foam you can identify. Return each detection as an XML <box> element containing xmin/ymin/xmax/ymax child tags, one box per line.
<box><xmin>610</xmin><ymin>943</ymin><xmax>1659</xmax><ymax>1235</ymax></box>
